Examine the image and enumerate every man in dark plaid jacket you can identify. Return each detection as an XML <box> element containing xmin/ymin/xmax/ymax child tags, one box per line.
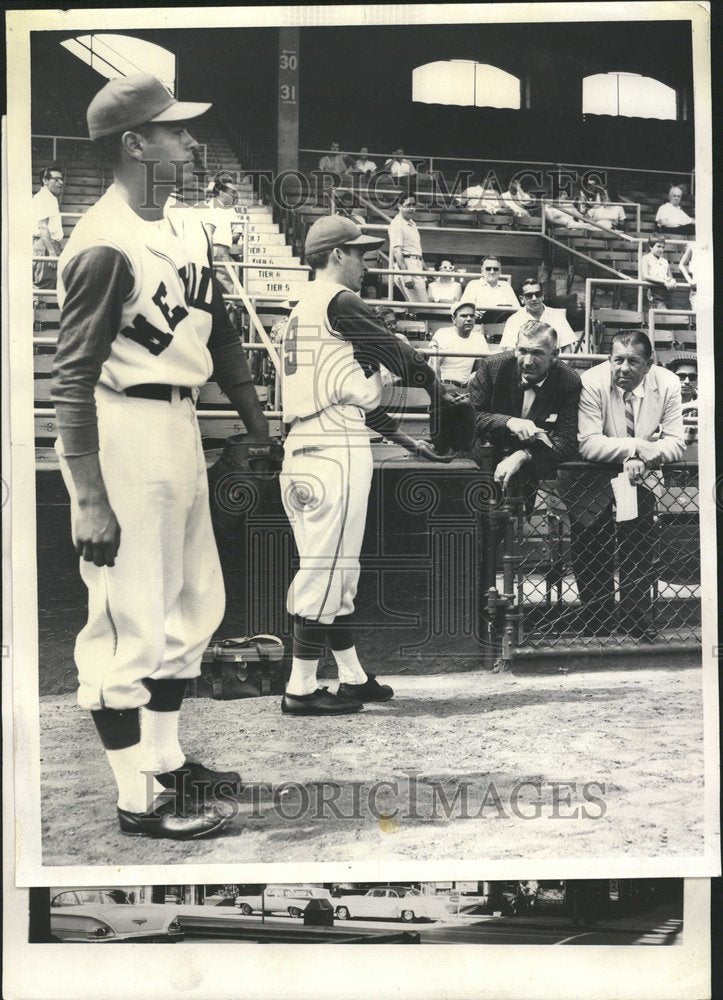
<box><xmin>468</xmin><ymin>320</ymin><xmax>582</xmax><ymax>508</ymax></box>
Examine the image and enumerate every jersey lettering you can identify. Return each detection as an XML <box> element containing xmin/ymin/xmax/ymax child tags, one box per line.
<box><xmin>178</xmin><ymin>262</ymin><xmax>214</xmax><ymax>312</ymax></box>
<box><xmin>121</xmin><ymin>314</ymin><xmax>174</xmax><ymax>355</ymax></box>
<box><xmin>152</xmin><ymin>281</ymin><xmax>189</xmax><ymax>331</ymax></box>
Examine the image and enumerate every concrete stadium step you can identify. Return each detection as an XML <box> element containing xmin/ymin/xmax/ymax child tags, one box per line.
<box><xmin>246</xmin><ymin>245</ymin><xmax>294</xmax><ymax>260</ymax></box>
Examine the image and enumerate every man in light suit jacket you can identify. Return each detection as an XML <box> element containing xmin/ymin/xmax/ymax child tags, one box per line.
<box><xmin>563</xmin><ymin>330</ymin><xmax>685</xmax><ymax>638</ymax></box>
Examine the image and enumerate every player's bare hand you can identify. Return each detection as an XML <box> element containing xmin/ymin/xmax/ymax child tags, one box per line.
<box><xmin>74</xmin><ymin>498</ymin><xmax>121</xmax><ymax>567</ymax></box>
<box><xmin>506</xmin><ymin>417</ymin><xmax>539</xmax><ymax>442</ymax></box>
<box><xmin>493</xmin><ymin>452</ymin><xmax>527</xmax><ymax>488</ymax></box>
<box><xmin>415</xmin><ymin>440</ymin><xmax>457</xmax><ymax>463</ymax></box>
<box><xmin>623</xmin><ymin>458</ymin><xmax>646</xmax><ymax>485</ymax></box>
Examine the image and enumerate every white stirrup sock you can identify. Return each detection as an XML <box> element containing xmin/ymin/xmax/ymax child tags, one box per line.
<box><xmin>105</xmin><ymin>744</ymin><xmax>165</xmax><ymax>813</ymax></box>
<box><xmin>331</xmin><ymin>646</ymin><xmax>368</xmax><ymax>685</ymax></box>
<box><xmin>140</xmin><ymin>707</ymin><xmax>185</xmax><ymax>775</ymax></box>
<box><xmin>286</xmin><ymin>658</ymin><xmax>319</xmax><ymax>696</ymax></box>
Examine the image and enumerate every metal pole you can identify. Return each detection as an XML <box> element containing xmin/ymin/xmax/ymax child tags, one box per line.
<box><xmin>584</xmin><ymin>278</ymin><xmax>592</xmax><ymax>353</ymax></box>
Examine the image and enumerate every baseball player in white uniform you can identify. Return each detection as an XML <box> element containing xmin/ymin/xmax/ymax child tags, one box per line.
<box><xmin>51</xmin><ymin>74</ymin><xmax>270</xmax><ymax>839</ymax></box>
<box><xmin>279</xmin><ymin>215</ymin><xmax>455</xmax><ymax>715</ymax></box>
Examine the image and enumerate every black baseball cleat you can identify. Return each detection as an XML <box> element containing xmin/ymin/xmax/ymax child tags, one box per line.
<box><xmin>117</xmin><ymin>795</ymin><xmax>231</xmax><ymax>840</ymax></box>
<box><xmin>337</xmin><ymin>673</ymin><xmax>394</xmax><ymax>702</ymax></box>
<box><xmin>281</xmin><ymin>687</ymin><xmax>363</xmax><ymax>715</ymax></box>
<box><xmin>155</xmin><ymin>759</ymin><xmax>243</xmax><ymax>799</ymax></box>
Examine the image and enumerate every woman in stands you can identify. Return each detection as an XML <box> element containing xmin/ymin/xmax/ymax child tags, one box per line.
<box><xmin>427</xmin><ymin>259</ymin><xmax>463</xmax><ymax>303</ymax></box>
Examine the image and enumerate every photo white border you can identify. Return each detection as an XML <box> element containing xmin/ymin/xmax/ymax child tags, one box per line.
<box><xmin>1</xmin><ymin>874</ymin><xmax>712</xmax><ymax>1000</ymax></box>
<box><xmin>5</xmin><ymin>2</ymin><xmax>719</xmax><ymax>888</ymax></box>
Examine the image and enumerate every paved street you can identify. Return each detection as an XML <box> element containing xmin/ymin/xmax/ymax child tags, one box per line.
<box><xmin>175</xmin><ymin>906</ymin><xmax>683</xmax><ymax>946</ymax></box>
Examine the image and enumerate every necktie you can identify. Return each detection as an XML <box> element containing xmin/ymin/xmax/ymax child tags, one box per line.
<box><xmin>623</xmin><ymin>390</ymin><xmax>636</xmax><ymax>437</ymax></box>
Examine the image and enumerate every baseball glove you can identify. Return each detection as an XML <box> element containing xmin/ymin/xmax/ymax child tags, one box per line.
<box><xmin>430</xmin><ymin>393</ymin><xmax>476</xmax><ymax>455</ymax></box>
<box><xmin>208</xmin><ymin>434</ymin><xmax>284</xmax><ymax>535</ymax></box>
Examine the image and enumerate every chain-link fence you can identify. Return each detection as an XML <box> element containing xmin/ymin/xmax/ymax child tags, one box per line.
<box><xmin>481</xmin><ymin>460</ymin><xmax>700</xmax><ymax>662</ymax></box>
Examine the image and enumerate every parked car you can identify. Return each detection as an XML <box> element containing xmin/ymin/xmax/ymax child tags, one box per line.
<box><xmin>334</xmin><ymin>886</ymin><xmax>452</xmax><ymax>923</ymax></box>
<box><xmin>234</xmin><ymin>886</ymin><xmax>334</xmax><ymax>918</ymax></box>
<box><xmin>50</xmin><ymin>889</ymin><xmax>183</xmax><ymax>943</ymax></box>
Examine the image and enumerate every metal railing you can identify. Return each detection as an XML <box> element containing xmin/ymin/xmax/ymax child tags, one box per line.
<box><xmin>301</xmin><ymin>147</ymin><xmax>694</xmax><ymax>192</ymax></box>
<box><xmin>583</xmin><ymin>277</ymin><xmax>691</xmax><ymax>353</ymax></box>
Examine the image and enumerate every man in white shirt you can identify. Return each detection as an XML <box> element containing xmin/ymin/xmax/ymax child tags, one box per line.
<box><xmin>388</xmin><ymin>195</ymin><xmax>429</xmax><ymax>302</ymax></box>
<box><xmin>428</xmin><ymin>301</ymin><xmax>489</xmax><ymax>387</ymax></box>
<box><xmin>462</xmin><ymin>255</ymin><xmax>520</xmax><ymax>314</ymax></box>
<box><xmin>318</xmin><ymin>141</ymin><xmax>348</xmax><ymax>175</ymax></box>
<box><xmin>353</xmin><ymin>147</ymin><xmax>377</xmax><ymax>177</ymax></box>
<box><xmin>384</xmin><ymin>148</ymin><xmax>416</xmax><ymax>180</ymax></box>
<box><xmin>33</xmin><ymin>162</ymin><xmax>64</xmax><ymax>289</ymax></box>
<box><xmin>500</xmin><ymin>277</ymin><xmax>578</xmax><ymax>350</ymax></box>
<box><xmin>639</xmin><ymin>235</ymin><xmax>677</xmax><ymax>309</ymax></box>
<box><xmin>655</xmin><ymin>186</ymin><xmax>695</xmax><ymax>235</ymax></box>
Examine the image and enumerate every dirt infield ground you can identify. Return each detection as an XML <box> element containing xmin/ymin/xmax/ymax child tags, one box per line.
<box><xmin>40</xmin><ymin>666</ymin><xmax>704</xmax><ymax>867</ymax></box>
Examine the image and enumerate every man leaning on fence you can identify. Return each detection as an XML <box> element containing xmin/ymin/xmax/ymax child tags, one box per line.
<box><xmin>561</xmin><ymin>330</ymin><xmax>685</xmax><ymax>640</ymax></box>
<box><xmin>468</xmin><ymin>320</ymin><xmax>582</xmax><ymax>509</ymax></box>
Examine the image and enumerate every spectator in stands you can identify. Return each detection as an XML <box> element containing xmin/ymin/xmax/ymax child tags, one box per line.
<box><xmin>388</xmin><ymin>195</ymin><xmax>429</xmax><ymax>302</ymax></box>
<box><xmin>427</xmin><ymin>259</ymin><xmax>462</xmax><ymax>304</ymax></box>
<box><xmin>468</xmin><ymin>320</ymin><xmax>581</xmax><ymax>503</ymax></box>
<box><xmin>565</xmin><ymin>330</ymin><xmax>685</xmax><ymax>639</ymax></box>
<box><xmin>318</xmin><ymin>141</ymin><xmax>348</xmax><ymax>175</ymax></box>
<box><xmin>462</xmin><ymin>255</ymin><xmax>520</xmax><ymax>312</ymax></box>
<box><xmin>352</xmin><ymin>147</ymin><xmax>377</xmax><ymax>177</ymax></box>
<box><xmin>544</xmin><ymin>187</ymin><xmax>594</xmax><ymax>231</ymax></box>
<box><xmin>667</xmin><ymin>354</ymin><xmax>698</xmax><ymax>448</ymax></box>
<box><xmin>586</xmin><ymin>185</ymin><xmax>626</xmax><ymax>231</ymax></box>
<box><xmin>679</xmin><ymin>241</ymin><xmax>697</xmax><ymax>311</ymax></box>
<box><xmin>384</xmin><ymin>148</ymin><xmax>416</xmax><ymax>181</ymax></box>
<box><xmin>32</xmin><ymin>161</ymin><xmax>65</xmax><ymax>289</ymax></box>
<box><xmin>640</xmin><ymin>235</ymin><xmax>677</xmax><ymax>310</ymax></box>
<box><xmin>500</xmin><ymin>177</ymin><xmax>535</xmax><ymax>218</ymax></box>
<box><xmin>202</xmin><ymin>171</ymin><xmax>241</xmax><ymax>300</ymax></box>
<box><xmin>500</xmin><ymin>277</ymin><xmax>578</xmax><ymax>350</ymax></box>
<box><xmin>655</xmin><ymin>186</ymin><xmax>695</xmax><ymax>235</ymax></box>
<box><xmin>361</xmin><ymin>280</ymin><xmax>379</xmax><ymax>300</ymax></box>
<box><xmin>374</xmin><ymin>306</ymin><xmax>411</xmax><ymax>386</ymax></box>
<box><xmin>457</xmin><ymin>175</ymin><xmax>507</xmax><ymax>214</ymax></box>
<box><xmin>428</xmin><ymin>301</ymin><xmax>489</xmax><ymax>388</ymax></box>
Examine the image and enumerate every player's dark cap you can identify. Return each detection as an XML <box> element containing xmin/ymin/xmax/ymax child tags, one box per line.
<box><xmin>305</xmin><ymin>215</ymin><xmax>384</xmax><ymax>256</ymax></box>
<box><xmin>87</xmin><ymin>73</ymin><xmax>211</xmax><ymax>141</ymax></box>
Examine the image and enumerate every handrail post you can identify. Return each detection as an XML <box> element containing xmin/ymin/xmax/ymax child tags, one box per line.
<box><xmin>242</xmin><ymin>224</ymin><xmax>249</xmax><ymax>291</ymax></box>
<box><xmin>637</xmin><ymin>242</ymin><xmax>643</xmax><ymax>315</ymax></box>
<box><xmin>584</xmin><ymin>279</ymin><xmax>592</xmax><ymax>353</ymax></box>
<box><xmin>540</xmin><ymin>198</ymin><xmax>546</xmax><ymax>236</ymax></box>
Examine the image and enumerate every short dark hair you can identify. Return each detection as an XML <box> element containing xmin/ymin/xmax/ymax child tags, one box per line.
<box><xmin>91</xmin><ymin>123</ymin><xmax>156</xmax><ymax>167</ymax></box>
<box><xmin>40</xmin><ymin>161</ymin><xmax>63</xmax><ymax>183</ymax></box>
<box><xmin>611</xmin><ymin>330</ymin><xmax>653</xmax><ymax>359</ymax></box>
<box><xmin>482</xmin><ymin>255</ymin><xmax>501</xmax><ymax>267</ymax></box>
<box><xmin>648</xmin><ymin>234</ymin><xmax>666</xmax><ymax>250</ymax></box>
<box><xmin>520</xmin><ymin>276</ymin><xmax>542</xmax><ymax>293</ymax></box>
<box><xmin>397</xmin><ymin>194</ymin><xmax>415</xmax><ymax>208</ymax></box>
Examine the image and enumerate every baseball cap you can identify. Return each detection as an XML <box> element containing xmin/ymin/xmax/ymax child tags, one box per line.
<box><xmin>304</xmin><ymin>215</ymin><xmax>385</xmax><ymax>256</ymax></box>
<box><xmin>667</xmin><ymin>353</ymin><xmax>697</xmax><ymax>371</ymax></box>
<box><xmin>452</xmin><ymin>299</ymin><xmax>475</xmax><ymax>318</ymax></box>
<box><xmin>87</xmin><ymin>73</ymin><xmax>211</xmax><ymax>141</ymax></box>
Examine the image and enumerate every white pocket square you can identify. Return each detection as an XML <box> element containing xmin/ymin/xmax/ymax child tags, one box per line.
<box><xmin>547</xmin><ymin>413</ymin><xmax>558</xmax><ymax>423</ymax></box>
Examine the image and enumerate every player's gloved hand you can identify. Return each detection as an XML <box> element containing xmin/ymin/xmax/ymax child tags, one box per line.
<box><xmin>414</xmin><ymin>440</ymin><xmax>457</xmax><ymax>463</ymax></box>
<box><xmin>74</xmin><ymin>496</ymin><xmax>121</xmax><ymax>568</ymax></box>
